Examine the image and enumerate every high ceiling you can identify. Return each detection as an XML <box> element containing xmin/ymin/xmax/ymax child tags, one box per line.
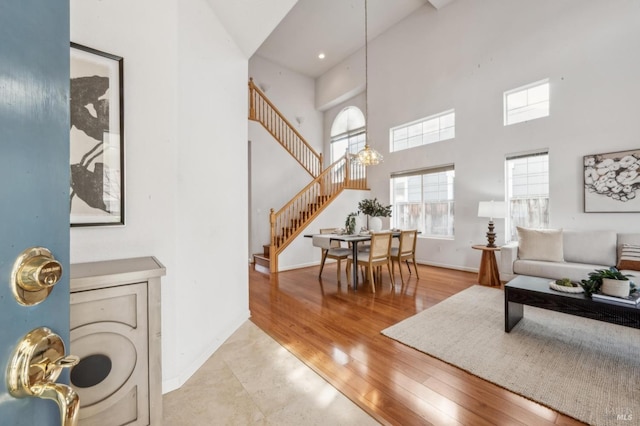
<box><xmin>205</xmin><ymin>0</ymin><xmax>299</xmax><ymax>58</ymax></box>
<box><xmin>254</xmin><ymin>0</ymin><xmax>454</xmax><ymax>78</ymax></box>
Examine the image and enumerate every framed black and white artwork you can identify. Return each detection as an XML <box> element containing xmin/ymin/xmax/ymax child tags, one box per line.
<box><xmin>584</xmin><ymin>148</ymin><xmax>640</xmax><ymax>213</ymax></box>
<box><xmin>70</xmin><ymin>42</ymin><xmax>124</xmax><ymax>226</ymax></box>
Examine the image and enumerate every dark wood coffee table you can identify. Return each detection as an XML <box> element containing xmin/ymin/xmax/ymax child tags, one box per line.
<box><xmin>504</xmin><ymin>275</ymin><xmax>640</xmax><ymax>332</ymax></box>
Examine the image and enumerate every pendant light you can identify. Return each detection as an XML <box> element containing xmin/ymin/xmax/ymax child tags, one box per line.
<box><xmin>356</xmin><ymin>0</ymin><xmax>383</xmax><ymax>166</ymax></box>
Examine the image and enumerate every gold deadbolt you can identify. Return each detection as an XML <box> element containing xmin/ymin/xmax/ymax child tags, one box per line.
<box><xmin>11</xmin><ymin>247</ymin><xmax>63</xmax><ymax>306</ymax></box>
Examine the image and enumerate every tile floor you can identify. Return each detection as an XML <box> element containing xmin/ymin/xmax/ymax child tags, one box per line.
<box><xmin>163</xmin><ymin>321</ymin><xmax>379</xmax><ymax>425</ymax></box>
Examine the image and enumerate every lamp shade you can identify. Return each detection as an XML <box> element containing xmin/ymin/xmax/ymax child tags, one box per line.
<box><xmin>478</xmin><ymin>201</ymin><xmax>505</xmax><ymax>219</ymax></box>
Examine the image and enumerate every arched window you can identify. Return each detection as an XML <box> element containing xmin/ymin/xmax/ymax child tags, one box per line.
<box><xmin>330</xmin><ymin>106</ymin><xmax>366</xmax><ymax>162</ymax></box>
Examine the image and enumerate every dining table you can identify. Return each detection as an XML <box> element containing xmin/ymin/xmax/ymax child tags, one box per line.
<box><xmin>305</xmin><ymin>231</ymin><xmax>401</xmax><ymax>290</ymax></box>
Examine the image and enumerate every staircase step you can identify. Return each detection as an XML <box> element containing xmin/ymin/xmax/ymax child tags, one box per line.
<box><xmin>262</xmin><ymin>244</ymin><xmax>270</xmax><ymax>256</ymax></box>
<box><xmin>253</xmin><ymin>253</ymin><xmax>270</xmax><ymax>275</ymax></box>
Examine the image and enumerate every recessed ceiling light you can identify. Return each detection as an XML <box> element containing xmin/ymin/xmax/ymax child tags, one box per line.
<box><xmin>318</xmin><ymin>52</ymin><xmax>325</xmax><ymax>60</ymax></box>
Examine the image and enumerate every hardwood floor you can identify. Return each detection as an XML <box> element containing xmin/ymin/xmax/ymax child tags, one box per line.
<box><xmin>249</xmin><ymin>263</ymin><xmax>586</xmax><ymax>426</ymax></box>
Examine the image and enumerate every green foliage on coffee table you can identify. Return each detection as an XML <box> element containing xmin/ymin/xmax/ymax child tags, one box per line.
<box><xmin>357</xmin><ymin>198</ymin><xmax>392</xmax><ymax>217</ymax></box>
<box><xmin>555</xmin><ymin>278</ymin><xmax>574</xmax><ymax>287</ymax></box>
<box><xmin>579</xmin><ymin>267</ymin><xmax>631</xmax><ymax>296</ymax></box>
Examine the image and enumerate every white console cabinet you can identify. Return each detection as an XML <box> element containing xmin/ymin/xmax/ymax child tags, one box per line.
<box><xmin>70</xmin><ymin>257</ymin><xmax>165</xmax><ymax>426</ymax></box>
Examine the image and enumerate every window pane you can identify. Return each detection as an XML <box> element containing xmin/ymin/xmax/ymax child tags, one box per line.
<box><xmin>394</xmin><ymin>139</ymin><xmax>408</xmax><ymax>151</ymax></box>
<box><xmin>440</xmin><ymin>127</ymin><xmax>455</xmax><ymax>140</ymax></box>
<box><xmin>408</xmin><ymin>135</ymin><xmax>422</xmax><ymax>148</ymax></box>
<box><xmin>408</xmin><ymin>123</ymin><xmax>423</xmax><ymax>137</ymax></box>
<box><xmin>506</xmin><ymin>91</ymin><xmax>527</xmax><ymax>110</ymax></box>
<box><xmin>391</xmin><ymin>168</ymin><xmax>454</xmax><ymax>238</ymax></box>
<box><xmin>424</xmin><ymin>131</ymin><xmax>439</xmax><ymax>144</ymax></box>
<box><xmin>506</xmin><ymin>153</ymin><xmax>549</xmax><ymax>241</ymax></box>
<box><xmin>504</xmin><ymin>80</ymin><xmax>550</xmax><ymax>126</ymax></box>
<box><xmin>393</xmin><ymin>127</ymin><xmax>407</xmax><ymax>141</ymax></box>
<box><xmin>423</xmin><ymin>118</ymin><xmax>439</xmax><ymax>134</ymax></box>
<box><xmin>528</xmin><ymin>83</ymin><xmax>549</xmax><ymax>104</ymax></box>
<box><xmin>440</xmin><ymin>112</ymin><xmax>455</xmax><ymax>129</ymax></box>
<box><xmin>331</xmin><ymin>139</ymin><xmax>348</xmax><ymax>162</ymax></box>
<box><xmin>390</xmin><ymin>110</ymin><xmax>455</xmax><ymax>152</ymax></box>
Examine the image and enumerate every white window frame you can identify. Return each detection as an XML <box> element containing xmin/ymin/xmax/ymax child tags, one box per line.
<box><xmin>330</xmin><ymin>106</ymin><xmax>366</xmax><ymax>163</ymax></box>
<box><xmin>389</xmin><ymin>109</ymin><xmax>455</xmax><ymax>153</ymax></box>
<box><xmin>505</xmin><ymin>151</ymin><xmax>550</xmax><ymax>242</ymax></box>
<box><xmin>330</xmin><ymin>128</ymin><xmax>365</xmax><ymax>163</ymax></box>
<box><xmin>390</xmin><ymin>165</ymin><xmax>455</xmax><ymax>239</ymax></box>
<box><xmin>503</xmin><ymin>79</ymin><xmax>550</xmax><ymax>126</ymax></box>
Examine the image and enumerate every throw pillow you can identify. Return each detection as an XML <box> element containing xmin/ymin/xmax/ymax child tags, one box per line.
<box><xmin>617</xmin><ymin>244</ymin><xmax>640</xmax><ymax>271</ymax></box>
<box><xmin>517</xmin><ymin>227</ymin><xmax>564</xmax><ymax>262</ymax></box>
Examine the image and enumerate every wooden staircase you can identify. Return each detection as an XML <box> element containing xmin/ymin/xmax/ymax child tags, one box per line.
<box><xmin>248</xmin><ymin>79</ymin><xmax>368</xmax><ymax>273</ymax></box>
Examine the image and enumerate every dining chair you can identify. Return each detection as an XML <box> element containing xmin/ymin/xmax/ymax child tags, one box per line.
<box><xmin>312</xmin><ymin>228</ymin><xmax>351</xmax><ymax>283</ymax></box>
<box><xmin>390</xmin><ymin>229</ymin><xmax>419</xmax><ymax>285</ymax></box>
<box><xmin>346</xmin><ymin>232</ymin><xmax>394</xmax><ymax>293</ymax></box>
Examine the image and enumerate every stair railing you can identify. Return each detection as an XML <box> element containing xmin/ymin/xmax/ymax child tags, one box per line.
<box><xmin>268</xmin><ymin>153</ymin><xmax>367</xmax><ymax>272</ymax></box>
<box><xmin>248</xmin><ymin>78</ymin><xmax>322</xmax><ymax>178</ymax></box>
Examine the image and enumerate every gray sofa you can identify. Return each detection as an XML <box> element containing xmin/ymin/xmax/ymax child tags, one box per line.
<box><xmin>500</xmin><ymin>229</ymin><xmax>640</xmax><ymax>282</ymax></box>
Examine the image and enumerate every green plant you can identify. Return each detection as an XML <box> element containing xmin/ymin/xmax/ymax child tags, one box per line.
<box><xmin>579</xmin><ymin>267</ymin><xmax>632</xmax><ymax>296</ymax></box>
<box><xmin>555</xmin><ymin>278</ymin><xmax>573</xmax><ymax>287</ymax></box>
<box><xmin>357</xmin><ymin>198</ymin><xmax>392</xmax><ymax>218</ymax></box>
<box><xmin>345</xmin><ymin>212</ymin><xmax>358</xmax><ymax>234</ymax></box>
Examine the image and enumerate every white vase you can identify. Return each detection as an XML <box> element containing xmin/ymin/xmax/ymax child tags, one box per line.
<box><xmin>369</xmin><ymin>216</ymin><xmax>383</xmax><ymax>232</ymax></box>
<box><xmin>601</xmin><ymin>278</ymin><xmax>630</xmax><ymax>298</ymax></box>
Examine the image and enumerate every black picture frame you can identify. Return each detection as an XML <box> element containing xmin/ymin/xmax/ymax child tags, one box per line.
<box><xmin>584</xmin><ymin>148</ymin><xmax>640</xmax><ymax>213</ymax></box>
<box><xmin>70</xmin><ymin>42</ymin><xmax>124</xmax><ymax>226</ymax></box>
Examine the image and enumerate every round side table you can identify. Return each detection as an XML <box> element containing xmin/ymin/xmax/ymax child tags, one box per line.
<box><xmin>472</xmin><ymin>245</ymin><xmax>501</xmax><ymax>287</ymax></box>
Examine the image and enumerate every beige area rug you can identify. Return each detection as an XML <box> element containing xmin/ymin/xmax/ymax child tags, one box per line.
<box><xmin>382</xmin><ymin>285</ymin><xmax>640</xmax><ymax>426</ymax></box>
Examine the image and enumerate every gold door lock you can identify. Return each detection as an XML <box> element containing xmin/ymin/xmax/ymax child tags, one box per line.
<box><xmin>11</xmin><ymin>247</ymin><xmax>63</xmax><ymax>306</ymax></box>
<box><xmin>7</xmin><ymin>327</ymin><xmax>80</xmax><ymax>426</ymax></box>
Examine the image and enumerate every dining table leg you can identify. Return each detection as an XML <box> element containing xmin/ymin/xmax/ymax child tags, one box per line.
<box><xmin>351</xmin><ymin>241</ymin><xmax>359</xmax><ymax>290</ymax></box>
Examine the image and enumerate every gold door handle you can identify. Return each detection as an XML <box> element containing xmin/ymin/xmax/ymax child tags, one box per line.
<box><xmin>11</xmin><ymin>247</ymin><xmax>63</xmax><ymax>306</ymax></box>
<box><xmin>7</xmin><ymin>327</ymin><xmax>80</xmax><ymax>426</ymax></box>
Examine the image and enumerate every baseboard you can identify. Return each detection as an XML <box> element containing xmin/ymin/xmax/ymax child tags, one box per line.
<box><xmin>275</xmin><ymin>259</ymin><xmax>479</xmax><ymax>274</ymax></box>
<box><xmin>277</xmin><ymin>260</ymin><xmax>320</xmax><ymax>272</ymax></box>
<box><xmin>415</xmin><ymin>259</ymin><xmax>478</xmax><ymax>274</ymax></box>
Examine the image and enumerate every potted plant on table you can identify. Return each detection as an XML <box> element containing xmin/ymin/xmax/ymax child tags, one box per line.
<box><xmin>345</xmin><ymin>212</ymin><xmax>358</xmax><ymax>235</ymax></box>
<box><xmin>357</xmin><ymin>198</ymin><xmax>392</xmax><ymax>232</ymax></box>
<box><xmin>579</xmin><ymin>267</ymin><xmax>635</xmax><ymax>297</ymax></box>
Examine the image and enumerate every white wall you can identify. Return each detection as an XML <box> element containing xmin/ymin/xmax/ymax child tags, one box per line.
<box><xmin>315</xmin><ymin>49</ymin><xmax>365</xmax><ymax>111</ymax></box>
<box><xmin>71</xmin><ymin>0</ymin><xmax>250</xmax><ymax>392</ymax></box>
<box><xmin>318</xmin><ymin>0</ymin><xmax>640</xmax><ymax>272</ymax></box>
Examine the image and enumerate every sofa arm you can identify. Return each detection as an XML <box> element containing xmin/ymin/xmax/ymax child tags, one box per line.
<box><xmin>500</xmin><ymin>242</ymin><xmax>519</xmax><ymax>278</ymax></box>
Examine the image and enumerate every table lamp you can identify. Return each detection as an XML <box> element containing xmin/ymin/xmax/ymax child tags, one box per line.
<box><xmin>478</xmin><ymin>201</ymin><xmax>505</xmax><ymax>248</ymax></box>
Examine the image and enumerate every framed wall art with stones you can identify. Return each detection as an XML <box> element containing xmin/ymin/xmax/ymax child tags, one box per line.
<box><xmin>584</xmin><ymin>148</ymin><xmax>640</xmax><ymax>213</ymax></box>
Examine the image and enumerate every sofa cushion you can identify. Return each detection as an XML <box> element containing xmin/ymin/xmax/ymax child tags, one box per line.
<box><xmin>513</xmin><ymin>259</ymin><xmax>607</xmax><ymax>283</ymax></box>
<box><xmin>617</xmin><ymin>244</ymin><xmax>640</xmax><ymax>271</ymax></box>
<box><xmin>562</xmin><ymin>229</ymin><xmax>617</xmax><ymax>266</ymax></box>
<box><xmin>517</xmin><ymin>227</ymin><xmax>564</xmax><ymax>262</ymax></box>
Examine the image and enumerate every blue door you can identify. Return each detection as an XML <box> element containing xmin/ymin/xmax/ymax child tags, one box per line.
<box><xmin>0</xmin><ymin>0</ymin><xmax>72</xmax><ymax>424</ymax></box>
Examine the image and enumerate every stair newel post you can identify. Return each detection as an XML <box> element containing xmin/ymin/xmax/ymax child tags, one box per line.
<box><xmin>248</xmin><ymin>78</ymin><xmax>256</xmax><ymax>120</ymax></box>
<box><xmin>269</xmin><ymin>208</ymin><xmax>277</xmax><ymax>273</ymax></box>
